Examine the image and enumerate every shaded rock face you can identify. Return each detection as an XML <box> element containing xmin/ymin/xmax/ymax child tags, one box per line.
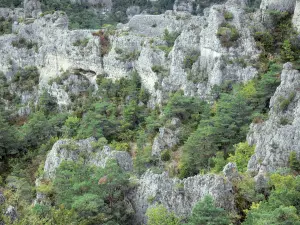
<box><xmin>247</xmin><ymin>63</ymin><xmax>300</xmax><ymax>176</ymax></box>
<box><xmin>130</xmin><ymin>170</ymin><xmax>235</xmax><ymax>224</ymax></box>
<box><xmin>43</xmin><ymin>138</ymin><xmax>133</xmax><ymax>179</ymax></box>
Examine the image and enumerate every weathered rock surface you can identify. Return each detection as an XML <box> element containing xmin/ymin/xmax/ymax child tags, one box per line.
<box><xmin>24</xmin><ymin>0</ymin><xmax>41</xmax><ymax>18</ymax></box>
<box><xmin>130</xmin><ymin>170</ymin><xmax>235</xmax><ymax>224</ymax></box>
<box><xmin>292</xmin><ymin>0</ymin><xmax>300</xmax><ymax>32</ymax></box>
<box><xmin>152</xmin><ymin>118</ymin><xmax>180</xmax><ymax>156</ymax></box>
<box><xmin>247</xmin><ymin>63</ymin><xmax>300</xmax><ymax>176</ymax></box>
<box><xmin>44</xmin><ymin>138</ymin><xmax>133</xmax><ymax>179</ymax></box>
<box><xmin>260</xmin><ymin>0</ymin><xmax>296</xmax><ymax>13</ymax></box>
<box><xmin>0</xmin><ymin>0</ymin><xmax>260</xmax><ymax>108</ymax></box>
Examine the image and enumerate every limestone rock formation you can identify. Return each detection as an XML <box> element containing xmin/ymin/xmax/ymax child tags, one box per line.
<box><xmin>0</xmin><ymin>0</ymin><xmax>260</xmax><ymax>108</ymax></box>
<box><xmin>152</xmin><ymin>118</ymin><xmax>180</xmax><ymax>156</ymax></box>
<box><xmin>292</xmin><ymin>0</ymin><xmax>300</xmax><ymax>32</ymax></box>
<box><xmin>260</xmin><ymin>0</ymin><xmax>296</xmax><ymax>13</ymax></box>
<box><xmin>173</xmin><ymin>0</ymin><xmax>195</xmax><ymax>13</ymax></box>
<box><xmin>130</xmin><ymin>170</ymin><xmax>235</xmax><ymax>224</ymax></box>
<box><xmin>24</xmin><ymin>0</ymin><xmax>41</xmax><ymax>18</ymax></box>
<box><xmin>247</xmin><ymin>63</ymin><xmax>300</xmax><ymax>176</ymax></box>
<box><xmin>43</xmin><ymin>138</ymin><xmax>133</xmax><ymax>179</ymax></box>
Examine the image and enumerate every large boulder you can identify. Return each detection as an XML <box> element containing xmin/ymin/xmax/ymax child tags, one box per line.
<box><xmin>292</xmin><ymin>0</ymin><xmax>300</xmax><ymax>32</ymax></box>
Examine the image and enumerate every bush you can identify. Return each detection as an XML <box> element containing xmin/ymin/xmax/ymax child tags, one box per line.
<box><xmin>161</xmin><ymin>150</ymin><xmax>171</xmax><ymax>162</ymax></box>
<box><xmin>183</xmin><ymin>52</ymin><xmax>200</xmax><ymax>70</ymax></box>
<box><xmin>224</xmin><ymin>11</ymin><xmax>234</xmax><ymax>20</ymax></box>
<box><xmin>11</xmin><ymin>38</ymin><xmax>38</xmax><ymax>51</ymax></box>
<box><xmin>217</xmin><ymin>23</ymin><xmax>240</xmax><ymax>48</ymax></box>
<box><xmin>73</xmin><ymin>38</ymin><xmax>89</xmax><ymax>47</ymax></box>
<box><xmin>0</xmin><ymin>17</ymin><xmax>12</xmax><ymax>35</ymax></box>
<box><xmin>146</xmin><ymin>204</ymin><xmax>181</xmax><ymax>225</ymax></box>
<box><xmin>254</xmin><ymin>31</ymin><xmax>274</xmax><ymax>53</ymax></box>
<box><xmin>289</xmin><ymin>151</ymin><xmax>300</xmax><ymax>172</ymax></box>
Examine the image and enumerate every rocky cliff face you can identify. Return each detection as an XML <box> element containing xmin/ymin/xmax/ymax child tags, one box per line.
<box><xmin>247</xmin><ymin>63</ymin><xmax>300</xmax><ymax>176</ymax></box>
<box><xmin>0</xmin><ymin>0</ymin><xmax>260</xmax><ymax>108</ymax></box>
<box><xmin>43</xmin><ymin>138</ymin><xmax>133</xmax><ymax>179</ymax></box>
<box><xmin>130</xmin><ymin>170</ymin><xmax>235</xmax><ymax>224</ymax></box>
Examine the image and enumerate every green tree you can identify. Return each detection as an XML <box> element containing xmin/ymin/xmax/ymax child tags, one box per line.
<box><xmin>146</xmin><ymin>204</ymin><xmax>181</xmax><ymax>225</ymax></box>
<box><xmin>185</xmin><ymin>195</ymin><xmax>230</xmax><ymax>225</ymax></box>
<box><xmin>53</xmin><ymin>160</ymin><xmax>132</xmax><ymax>224</ymax></box>
<box><xmin>227</xmin><ymin>142</ymin><xmax>255</xmax><ymax>172</ymax></box>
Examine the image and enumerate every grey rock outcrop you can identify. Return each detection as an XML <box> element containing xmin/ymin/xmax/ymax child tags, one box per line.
<box><xmin>126</xmin><ymin>6</ymin><xmax>141</xmax><ymax>19</ymax></box>
<box><xmin>24</xmin><ymin>0</ymin><xmax>41</xmax><ymax>18</ymax></box>
<box><xmin>174</xmin><ymin>0</ymin><xmax>195</xmax><ymax>13</ymax></box>
<box><xmin>152</xmin><ymin>118</ymin><xmax>180</xmax><ymax>156</ymax></box>
<box><xmin>0</xmin><ymin>0</ymin><xmax>260</xmax><ymax>108</ymax></box>
<box><xmin>260</xmin><ymin>0</ymin><xmax>296</xmax><ymax>13</ymax></box>
<box><xmin>223</xmin><ymin>162</ymin><xmax>240</xmax><ymax>181</ymax></box>
<box><xmin>130</xmin><ymin>170</ymin><xmax>235</xmax><ymax>224</ymax></box>
<box><xmin>247</xmin><ymin>63</ymin><xmax>300</xmax><ymax>176</ymax></box>
<box><xmin>43</xmin><ymin>138</ymin><xmax>133</xmax><ymax>179</ymax></box>
<box><xmin>292</xmin><ymin>0</ymin><xmax>300</xmax><ymax>32</ymax></box>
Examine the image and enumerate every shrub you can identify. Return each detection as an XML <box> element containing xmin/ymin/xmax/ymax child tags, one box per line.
<box><xmin>161</xmin><ymin>150</ymin><xmax>171</xmax><ymax>162</ymax></box>
<box><xmin>289</xmin><ymin>151</ymin><xmax>300</xmax><ymax>172</ymax></box>
<box><xmin>163</xmin><ymin>29</ymin><xmax>180</xmax><ymax>47</ymax></box>
<box><xmin>116</xmin><ymin>50</ymin><xmax>140</xmax><ymax>62</ymax></box>
<box><xmin>0</xmin><ymin>17</ymin><xmax>12</xmax><ymax>35</ymax></box>
<box><xmin>224</xmin><ymin>11</ymin><xmax>234</xmax><ymax>20</ymax></box>
<box><xmin>217</xmin><ymin>22</ymin><xmax>240</xmax><ymax>48</ymax></box>
<box><xmin>183</xmin><ymin>52</ymin><xmax>200</xmax><ymax>70</ymax></box>
<box><xmin>146</xmin><ymin>204</ymin><xmax>181</xmax><ymax>225</ymax></box>
<box><xmin>152</xmin><ymin>65</ymin><xmax>165</xmax><ymax>73</ymax></box>
<box><xmin>73</xmin><ymin>38</ymin><xmax>89</xmax><ymax>47</ymax></box>
<box><xmin>11</xmin><ymin>37</ymin><xmax>38</xmax><ymax>51</ymax></box>
<box><xmin>278</xmin><ymin>91</ymin><xmax>296</xmax><ymax>111</ymax></box>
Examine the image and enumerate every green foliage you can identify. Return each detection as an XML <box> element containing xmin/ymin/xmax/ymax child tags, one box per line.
<box><xmin>211</xmin><ymin>152</ymin><xmax>227</xmax><ymax>173</ymax></box>
<box><xmin>224</xmin><ymin>11</ymin><xmax>234</xmax><ymax>21</ymax></box>
<box><xmin>217</xmin><ymin>22</ymin><xmax>240</xmax><ymax>48</ymax></box>
<box><xmin>288</xmin><ymin>151</ymin><xmax>300</xmax><ymax>172</ymax></box>
<box><xmin>12</xmin><ymin>66</ymin><xmax>40</xmax><ymax>92</ymax></box>
<box><xmin>63</xmin><ymin>116</ymin><xmax>80</xmax><ymax>138</ymax></box>
<box><xmin>146</xmin><ymin>204</ymin><xmax>181</xmax><ymax>225</ymax></box>
<box><xmin>244</xmin><ymin>174</ymin><xmax>300</xmax><ymax>225</ymax></box>
<box><xmin>254</xmin><ymin>31</ymin><xmax>274</xmax><ymax>53</ymax></box>
<box><xmin>116</xmin><ymin>50</ymin><xmax>140</xmax><ymax>62</ymax></box>
<box><xmin>38</xmin><ymin>90</ymin><xmax>58</xmax><ymax>116</ymax></box>
<box><xmin>281</xmin><ymin>39</ymin><xmax>295</xmax><ymax>62</ymax></box>
<box><xmin>73</xmin><ymin>38</ymin><xmax>89</xmax><ymax>47</ymax></box>
<box><xmin>227</xmin><ymin>142</ymin><xmax>255</xmax><ymax>173</ymax></box>
<box><xmin>184</xmin><ymin>195</ymin><xmax>230</xmax><ymax>225</ymax></box>
<box><xmin>161</xmin><ymin>150</ymin><xmax>171</xmax><ymax>162</ymax></box>
<box><xmin>183</xmin><ymin>52</ymin><xmax>200</xmax><ymax>70</ymax></box>
<box><xmin>163</xmin><ymin>29</ymin><xmax>180</xmax><ymax>47</ymax></box>
<box><xmin>277</xmin><ymin>91</ymin><xmax>296</xmax><ymax>111</ymax></box>
<box><xmin>53</xmin><ymin>160</ymin><xmax>132</xmax><ymax>224</ymax></box>
<box><xmin>180</xmin><ymin>91</ymin><xmax>252</xmax><ymax>177</ymax></box>
<box><xmin>0</xmin><ymin>17</ymin><xmax>12</xmax><ymax>35</ymax></box>
<box><xmin>0</xmin><ymin>114</ymin><xmax>19</xmax><ymax>159</ymax></box>
<box><xmin>12</xmin><ymin>38</ymin><xmax>38</xmax><ymax>51</ymax></box>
